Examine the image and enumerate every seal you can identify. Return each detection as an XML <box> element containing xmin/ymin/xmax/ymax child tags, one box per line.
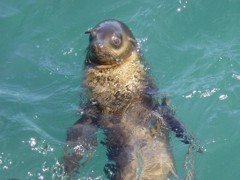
<box><xmin>64</xmin><ymin>19</ymin><xmax>200</xmax><ymax>180</ymax></box>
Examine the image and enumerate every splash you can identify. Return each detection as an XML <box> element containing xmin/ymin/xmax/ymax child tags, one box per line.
<box><xmin>28</xmin><ymin>138</ymin><xmax>54</xmax><ymax>155</ymax></box>
<box><xmin>232</xmin><ymin>73</ymin><xmax>240</xmax><ymax>80</ymax></box>
<box><xmin>183</xmin><ymin>88</ymin><xmax>229</xmax><ymax>100</ymax></box>
<box><xmin>219</xmin><ymin>94</ymin><xmax>228</xmax><ymax>100</ymax></box>
<box><xmin>177</xmin><ymin>0</ymin><xmax>188</xmax><ymax>12</ymax></box>
<box><xmin>200</xmin><ymin>88</ymin><xmax>220</xmax><ymax>98</ymax></box>
<box><xmin>0</xmin><ymin>152</ymin><xmax>12</xmax><ymax>171</ymax></box>
<box><xmin>62</xmin><ymin>47</ymin><xmax>79</xmax><ymax>57</ymax></box>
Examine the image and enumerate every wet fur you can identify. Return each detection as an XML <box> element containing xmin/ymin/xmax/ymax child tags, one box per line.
<box><xmin>64</xmin><ymin>20</ymin><xmax>199</xmax><ymax>180</ymax></box>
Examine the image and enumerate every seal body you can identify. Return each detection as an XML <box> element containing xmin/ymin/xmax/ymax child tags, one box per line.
<box><xmin>65</xmin><ymin>20</ymin><xmax>177</xmax><ymax>180</ymax></box>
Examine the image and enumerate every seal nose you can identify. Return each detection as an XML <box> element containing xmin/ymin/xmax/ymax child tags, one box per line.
<box><xmin>91</xmin><ymin>30</ymin><xmax>97</xmax><ymax>40</ymax></box>
<box><xmin>86</xmin><ymin>29</ymin><xmax>97</xmax><ymax>42</ymax></box>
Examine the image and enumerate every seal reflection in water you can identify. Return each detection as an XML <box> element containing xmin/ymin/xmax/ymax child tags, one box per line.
<box><xmin>64</xmin><ymin>19</ymin><xmax>200</xmax><ymax>180</ymax></box>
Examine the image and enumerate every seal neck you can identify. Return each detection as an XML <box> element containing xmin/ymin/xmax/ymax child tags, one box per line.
<box><xmin>86</xmin><ymin>50</ymin><xmax>140</xmax><ymax>69</ymax></box>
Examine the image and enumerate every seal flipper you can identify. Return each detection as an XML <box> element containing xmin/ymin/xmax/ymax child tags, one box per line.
<box><xmin>160</xmin><ymin>97</ymin><xmax>203</xmax><ymax>153</ymax></box>
<box><xmin>160</xmin><ymin>97</ymin><xmax>190</xmax><ymax>144</ymax></box>
<box><xmin>64</xmin><ymin>104</ymin><xmax>99</xmax><ymax>176</ymax></box>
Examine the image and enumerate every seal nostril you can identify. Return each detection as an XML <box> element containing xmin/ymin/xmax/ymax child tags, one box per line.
<box><xmin>90</xmin><ymin>30</ymin><xmax>97</xmax><ymax>37</ymax></box>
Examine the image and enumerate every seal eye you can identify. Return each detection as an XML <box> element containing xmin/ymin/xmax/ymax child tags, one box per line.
<box><xmin>111</xmin><ymin>34</ymin><xmax>122</xmax><ymax>48</ymax></box>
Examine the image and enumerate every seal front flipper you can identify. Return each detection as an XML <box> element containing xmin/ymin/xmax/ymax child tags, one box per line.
<box><xmin>63</xmin><ymin>104</ymin><xmax>99</xmax><ymax>176</ymax></box>
<box><xmin>160</xmin><ymin>96</ymin><xmax>203</xmax><ymax>153</ymax></box>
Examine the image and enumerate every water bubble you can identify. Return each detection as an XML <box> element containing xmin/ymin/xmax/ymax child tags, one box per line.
<box><xmin>177</xmin><ymin>0</ymin><xmax>188</xmax><ymax>12</ymax></box>
<box><xmin>136</xmin><ymin>38</ymin><xmax>148</xmax><ymax>48</ymax></box>
<box><xmin>232</xmin><ymin>74</ymin><xmax>240</xmax><ymax>80</ymax></box>
<box><xmin>219</xmin><ymin>94</ymin><xmax>228</xmax><ymax>100</ymax></box>
<box><xmin>28</xmin><ymin>171</ymin><xmax>34</xmax><ymax>177</ymax></box>
<box><xmin>69</xmin><ymin>48</ymin><xmax>74</xmax><ymax>53</ymax></box>
<box><xmin>38</xmin><ymin>173</ymin><xmax>44</xmax><ymax>180</ymax></box>
<box><xmin>29</xmin><ymin>138</ymin><xmax>36</xmax><ymax>147</ymax></box>
<box><xmin>42</xmin><ymin>166</ymin><xmax>49</xmax><ymax>172</ymax></box>
<box><xmin>200</xmin><ymin>88</ymin><xmax>219</xmax><ymax>98</ymax></box>
<box><xmin>63</xmin><ymin>47</ymin><xmax>75</xmax><ymax>55</ymax></box>
<box><xmin>185</xmin><ymin>94</ymin><xmax>192</xmax><ymax>99</ymax></box>
<box><xmin>28</xmin><ymin>138</ymin><xmax>54</xmax><ymax>154</ymax></box>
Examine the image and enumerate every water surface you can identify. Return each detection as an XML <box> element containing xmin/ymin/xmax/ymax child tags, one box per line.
<box><xmin>1</xmin><ymin>0</ymin><xmax>240</xmax><ymax>179</ymax></box>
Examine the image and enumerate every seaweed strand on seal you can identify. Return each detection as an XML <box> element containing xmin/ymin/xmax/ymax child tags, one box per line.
<box><xmin>63</xmin><ymin>19</ymin><xmax>201</xmax><ymax>180</ymax></box>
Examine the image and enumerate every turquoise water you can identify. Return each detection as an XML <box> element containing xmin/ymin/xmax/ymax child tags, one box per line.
<box><xmin>1</xmin><ymin>0</ymin><xmax>240</xmax><ymax>179</ymax></box>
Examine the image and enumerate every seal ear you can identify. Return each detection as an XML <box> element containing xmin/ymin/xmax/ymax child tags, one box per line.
<box><xmin>128</xmin><ymin>37</ymin><xmax>137</xmax><ymax>47</ymax></box>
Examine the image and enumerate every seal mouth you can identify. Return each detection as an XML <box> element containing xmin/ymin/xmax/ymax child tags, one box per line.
<box><xmin>86</xmin><ymin>43</ymin><xmax>124</xmax><ymax>66</ymax></box>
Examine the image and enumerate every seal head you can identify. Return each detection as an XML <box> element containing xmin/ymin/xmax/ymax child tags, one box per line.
<box><xmin>85</xmin><ymin>20</ymin><xmax>137</xmax><ymax>66</ymax></box>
